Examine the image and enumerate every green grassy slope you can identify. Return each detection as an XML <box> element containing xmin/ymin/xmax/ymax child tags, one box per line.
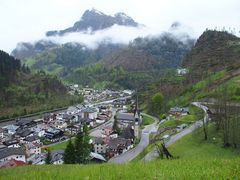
<box><xmin>168</xmin><ymin>125</ymin><xmax>240</xmax><ymax>160</ymax></box>
<box><xmin>1</xmin><ymin>159</ymin><xmax>240</xmax><ymax>179</ymax></box>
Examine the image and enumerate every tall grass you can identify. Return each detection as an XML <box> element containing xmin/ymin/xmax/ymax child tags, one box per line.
<box><xmin>1</xmin><ymin>158</ymin><xmax>240</xmax><ymax>179</ymax></box>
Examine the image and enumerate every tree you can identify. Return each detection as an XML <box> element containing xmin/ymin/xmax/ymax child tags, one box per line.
<box><xmin>82</xmin><ymin>124</ymin><xmax>91</xmax><ymax>164</ymax></box>
<box><xmin>155</xmin><ymin>143</ymin><xmax>173</xmax><ymax>159</ymax></box>
<box><xmin>149</xmin><ymin>92</ymin><xmax>164</xmax><ymax>116</ymax></box>
<box><xmin>75</xmin><ymin>124</ymin><xmax>91</xmax><ymax>164</ymax></box>
<box><xmin>45</xmin><ymin>149</ymin><xmax>52</xmax><ymax>164</ymax></box>
<box><xmin>75</xmin><ymin>127</ymin><xmax>84</xmax><ymax>164</ymax></box>
<box><xmin>64</xmin><ymin>139</ymin><xmax>75</xmax><ymax>164</ymax></box>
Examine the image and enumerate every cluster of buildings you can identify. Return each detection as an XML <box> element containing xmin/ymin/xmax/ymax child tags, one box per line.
<box><xmin>0</xmin><ymin>103</ymin><xmax>113</xmax><ymax>167</ymax></box>
<box><xmin>68</xmin><ymin>84</ymin><xmax>133</xmax><ymax>104</ymax></box>
<box><xmin>92</xmin><ymin>100</ymin><xmax>142</xmax><ymax>160</ymax></box>
<box><xmin>0</xmin><ymin>88</ymin><xmax>137</xmax><ymax>167</ymax></box>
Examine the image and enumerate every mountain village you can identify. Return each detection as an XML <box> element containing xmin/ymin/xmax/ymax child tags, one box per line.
<box><xmin>0</xmin><ymin>87</ymin><xmax>142</xmax><ymax>167</ymax></box>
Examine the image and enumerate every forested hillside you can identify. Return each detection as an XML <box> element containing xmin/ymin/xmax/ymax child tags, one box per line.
<box><xmin>139</xmin><ymin>30</ymin><xmax>240</xmax><ymax>115</ymax></box>
<box><xmin>183</xmin><ymin>30</ymin><xmax>240</xmax><ymax>83</ymax></box>
<box><xmin>17</xmin><ymin>43</ymin><xmax>125</xmax><ymax>77</ymax></box>
<box><xmin>0</xmin><ymin>50</ymin><xmax>82</xmax><ymax>120</ymax></box>
<box><xmin>67</xmin><ymin>33</ymin><xmax>194</xmax><ymax>89</ymax></box>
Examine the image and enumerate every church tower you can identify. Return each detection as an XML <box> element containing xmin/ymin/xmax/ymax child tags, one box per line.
<box><xmin>133</xmin><ymin>95</ymin><xmax>141</xmax><ymax>139</ymax></box>
<box><xmin>134</xmin><ymin>96</ymin><xmax>141</xmax><ymax>123</ymax></box>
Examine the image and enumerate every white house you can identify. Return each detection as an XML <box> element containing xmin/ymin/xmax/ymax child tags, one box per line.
<box><xmin>31</xmin><ymin>125</ymin><xmax>46</xmax><ymax>137</ymax></box>
<box><xmin>3</xmin><ymin>125</ymin><xmax>19</xmax><ymax>135</ymax></box>
<box><xmin>28</xmin><ymin>154</ymin><xmax>45</xmax><ymax>165</ymax></box>
<box><xmin>177</xmin><ymin>68</ymin><xmax>188</xmax><ymax>76</ymax></box>
<box><xmin>25</xmin><ymin>143</ymin><xmax>41</xmax><ymax>157</ymax></box>
<box><xmin>81</xmin><ymin>107</ymin><xmax>98</xmax><ymax>120</ymax></box>
<box><xmin>0</xmin><ymin>147</ymin><xmax>26</xmax><ymax>163</ymax></box>
<box><xmin>3</xmin><ymin>139</ymin><xmax>20</xmax><ymax>148</ymax></box>
<box><xmin>93</xmin><ymin>137</ymin><xmax>107</xmax><ymax>154</ymax></box>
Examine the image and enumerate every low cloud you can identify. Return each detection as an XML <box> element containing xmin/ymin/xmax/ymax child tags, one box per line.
<box><xmin>45</xmin><ymin>25</ymin><xmax>160</xmax><ymax>49</ymax></box>
<box><xmin>36</xmin><ymin>22</ymin><xmax>196</xmax><ymax>50</ymax></box>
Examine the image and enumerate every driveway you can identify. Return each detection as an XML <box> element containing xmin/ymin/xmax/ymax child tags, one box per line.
<box><xmin>108</xmin><ymin>113</ymin><xmax>158</xmax><ymax>164</ymax></box>
<box><xmin>142</xmin><ymin>102</ymin><xmax>208</xmax><ymax>161</ymax></box>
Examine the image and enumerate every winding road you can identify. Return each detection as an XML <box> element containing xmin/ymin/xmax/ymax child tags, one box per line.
<box><xmin>108</xmin><ymin>113</ymin><xmax>159</xmax><ymax>164</ymax></box>
<box><xmin>142</xmin><ymin>102</ymin><xmax>209</xmax><ymax>161</ymax></box>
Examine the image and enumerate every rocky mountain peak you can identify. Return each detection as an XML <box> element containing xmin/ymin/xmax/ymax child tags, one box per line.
<box><xmin>46</xmin><ymin>9</ymin><xmax>140</xmax><ymax>36</ymax></box>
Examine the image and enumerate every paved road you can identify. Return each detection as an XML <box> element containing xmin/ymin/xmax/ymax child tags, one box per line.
<box><xmin>142</xmin><ymin>102</ymin><xmax>208</xmax><ymax>161</ymax></box>
<box><xmin>108</xmin><ymin>113</ymin><xmax>158</xmax><ymax>164</ymax></box>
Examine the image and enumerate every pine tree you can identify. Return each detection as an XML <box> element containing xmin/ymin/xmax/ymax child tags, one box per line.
<box><xmin>82</xmin><ymin>124</ymin><xmax>91</xmax><ymax>164</ymax></box>
<box><xmin>75</xmin><ymin>126</ymin><xmax>84</xmax><ymax>164</ymax></box>
<box><xmin>45</xmin><ymin>149</ymin><xmax>52</xmax><ymax>164</ymax></box>
<box><xmin>75</xmin><ymin>124</ymin><xmax>91</xmax><ymax>164</ymax></box>
<box><xmin>63</xmin><ymin>139</ymin><xmax>75</xmax><ymax>164</ymax></box>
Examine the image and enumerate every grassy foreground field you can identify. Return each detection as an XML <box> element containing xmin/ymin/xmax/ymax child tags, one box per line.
<box><xmin>1</xmin><ymin>159</ymin><xmax>240</xmax><ymax>179</ymax></box>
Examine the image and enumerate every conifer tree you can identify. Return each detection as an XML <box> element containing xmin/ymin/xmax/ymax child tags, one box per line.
<box><xmin>45</xmin><ymin>149</ymin><xmax>52</xmax><ymax>164</ymax></box>
<box><xmin>64</xmin><ymin>139</ymin><xmax>75</xmax><ymax>164</ymax></box>
<box><xmin>75</xmin><ymin>126</ymin><xmax>84</xmax><ymax>164</ymax></box>
<box><xmin>82</xmin><ymin>124</ymin><xmax>91</xmax><ymax>164</ymax></box>
<box><xmin>75</xmin><ymin>123</ymin><xmax>91</xmax><ymax>164</ymax></box>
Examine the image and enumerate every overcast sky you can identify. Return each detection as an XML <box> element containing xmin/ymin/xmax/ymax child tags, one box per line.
<box><xmin>1</xmin><ymin>0</ymin><xmax>240</xmax><ymax>53</ymax></box>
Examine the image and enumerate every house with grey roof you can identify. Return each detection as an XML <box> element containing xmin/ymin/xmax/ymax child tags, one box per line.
<box><xmin>0</xmin><ymin>147</ymin><xmax>26</xmax><ymax>163</ymax></box>
<box><xmin>16</xmin><ymin>119</ymin><xmax>36</xmax><ymax>128</ymax></box>
<box><xmin>107</xmin><ymin>137</ymin><xmax>132</xmax><ymax>158</ymax></box>
<box><xmin>3</xmin><ymin>124</ymin><xmax>19</xmax><ymax>135</ymax></box>
<box><xmin>90</xmin><ymin>152</ymin><xmax>106</xmax><ymax>163</ymax></box>
<box><xmin>169</xmin><ymin>107</ymin><xmax>189</xmax><ymax>116</ymax></box>
<box><xmin>15</xmin><ymin>128</ymin><xmax>33</xmax><ymax>139</ymax></box>
<box><xmin>51</xmin><ymin>149</ymin><xmax>64</xmax><ymax>165</ymax></box>
<box><xmin>27</xmin><ymin>153</ymin><xmax>45</xmax><ymax>165</ymax></box>
<box><xmin>115</xmin><ymin>113</ymin><xmax>136</xmax><ymax>127</ymax></box>
<box><xmin>23</xmin><ymin>135</ymin><xmax>40</xmax><ymax>144</ymax></box>
<box><xmin>3</xmin><ymin>139</ymin><xmax>20</xmax><ymax>148</ymax></box>
<box><xmin>80</xmin><ymin>107</ymin><xmax>98</xmax><ymax>120</ymax></box>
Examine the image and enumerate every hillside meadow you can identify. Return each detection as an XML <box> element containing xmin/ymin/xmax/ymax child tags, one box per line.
<box><xmin>0</xmin><ymin>158</ymin><xmax>240</xmax><ymax>179</ymax></box>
